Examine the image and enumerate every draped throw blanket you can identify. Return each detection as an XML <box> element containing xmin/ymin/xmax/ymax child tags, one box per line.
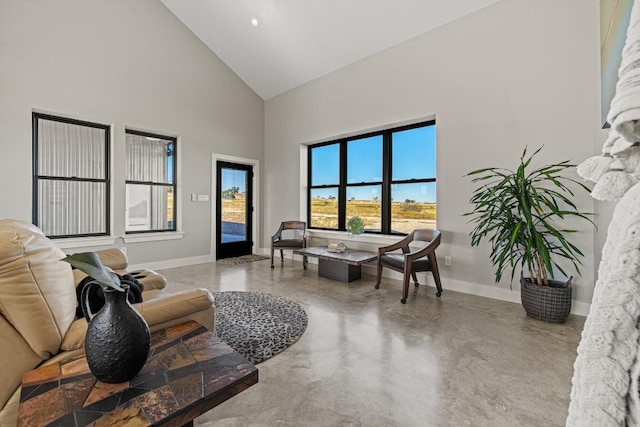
<box><xmin>579</xmin><ymin>0</ymin><xmax>640</xmax><ymax>201</ymax></box>
<box><xmin>569</xmin><ymin>1</ymin><xmax>640</xmax><ymax>425</ymax></box>
<box><xmin>566</xmin><ymin>184</ymin><xmax>640</xmax><ymax>426</ymax></box>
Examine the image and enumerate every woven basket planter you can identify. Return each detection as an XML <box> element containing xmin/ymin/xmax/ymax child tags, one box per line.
<box><xmin>520</xmin><ymin>276</ymin><xmax>572</xmax><ymax>324</ymax></box>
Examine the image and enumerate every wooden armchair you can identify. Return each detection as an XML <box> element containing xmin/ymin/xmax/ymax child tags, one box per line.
<box><xmin>271</xmin><ymin>221</ymin><xmax>307</xmax><ymax>268</ymax></box>
<box><xmin>375</xmin><ymin>229</ymin><xmax>443</xmax><ymax>304</ymax></box>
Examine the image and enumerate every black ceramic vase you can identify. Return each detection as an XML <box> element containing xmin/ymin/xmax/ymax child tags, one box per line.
<box><xmin>81</xmin><ymin>283</ymin><xmax>151</xmax><ymax>383</ymax></box>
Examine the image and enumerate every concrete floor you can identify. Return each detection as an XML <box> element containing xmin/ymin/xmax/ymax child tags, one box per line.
<box><xmin>160</xmin><ymin>257</ymin><xmax>585</xmax><ymax>427</ymax></box>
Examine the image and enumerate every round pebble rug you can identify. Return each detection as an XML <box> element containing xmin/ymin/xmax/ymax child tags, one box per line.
<box><xmin>212</xmin><ymin>291</ymin><xmax>308</xmax><ymax>364</ymax></box>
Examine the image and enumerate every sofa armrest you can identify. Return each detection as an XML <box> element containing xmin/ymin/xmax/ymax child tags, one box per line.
<box><xmin>60</xmin><ymin>288</ymin><xmax>215</xmax><ymax>351</ymax></box>
<box><xmin>136</xmin><ymin>289</ymin><xmax>215</xmax><ymax>332</ymax></box>
<box><xmin>71</xmin><ymin>248</ymin><xmax>130</xmax><ymax>285</ymax></box>
<box><xmin>127</xmin><ymin>269</ymin><xmax>167</xmax><ymax>291</ymax></box>
<box><xmin>95</xmin><ymin>248</ymin><xmax>128</xmax><ymax>270</ymax></box>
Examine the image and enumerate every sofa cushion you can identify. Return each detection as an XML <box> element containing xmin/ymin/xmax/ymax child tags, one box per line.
<box><xmin>0</xmin><ymin>219</ymin><xmax>76</xmax><ymax>359</ymax></box>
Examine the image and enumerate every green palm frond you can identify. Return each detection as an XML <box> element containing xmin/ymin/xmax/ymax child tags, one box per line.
<box><xmin>464</xmin><ymin>146</ymin><xmax>594</xmax><ymax>285</ymax></box>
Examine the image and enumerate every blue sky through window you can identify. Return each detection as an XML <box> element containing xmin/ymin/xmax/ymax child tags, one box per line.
<box><xmin>312</xmin><ymin>124</ymin><xmax>436</xmax><ymax>202</ymax></box>
<box><xmin>348</xmin><ymin>135</ymin><xmax>382</xmax><ymax>183</ymax></box>
<box><xmin>311</xmin><ymin>144</ymin><xmax>339</xmax><ymax>186</ymax></box>
<box><xmin>392</xmin><ymin>126</ymin><xmax>436</xmax><ymax>181</ymax></box>
<box><xmin>222</xmin><ymin>168</ymin><xmax>246</xmax><ymax>192</ymax></box>
<box><xmin>167</xmin><ymin>143</ymin><xmax>174</xmax><ymax>183</ymax></box>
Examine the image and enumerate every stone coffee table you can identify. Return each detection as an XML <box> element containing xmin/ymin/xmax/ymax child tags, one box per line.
<box><xmin>17</xmin><ymin>321</ymin><xmax>258</xmax><ymax>427</ymax></box>
<box><xmin>294</xmin><ymin>246</ymin><xmax>378</xmax><ymax>282</ymax></box>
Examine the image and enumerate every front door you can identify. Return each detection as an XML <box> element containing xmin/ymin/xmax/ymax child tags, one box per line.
<box><xmin>216</xmin><ymin>161</ymin><xmax>253</xmax><ymax>259</ymax></box>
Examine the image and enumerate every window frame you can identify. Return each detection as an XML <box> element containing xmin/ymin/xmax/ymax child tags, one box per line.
<box><xmin>307</xmin><ymin>120</ymin><xmax>436</xmax><ymax>235</ymax></box>
<box><xmin>32</xmin><ymin>112</ymin><xmax>111</xmax><ymax>239</ymax></box>
<box><xmin>124</xmin><ymin>129</ymin><xmax>178</xmax><ymax>234</ymax></box>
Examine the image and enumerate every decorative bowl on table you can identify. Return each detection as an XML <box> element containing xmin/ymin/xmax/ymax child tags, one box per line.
<box><xmin>327</xmin><ymin>242</ymin><xmax>348</xmax><ymax>253</ymax></box>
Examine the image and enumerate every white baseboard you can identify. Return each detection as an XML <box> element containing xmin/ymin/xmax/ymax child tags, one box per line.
<box><xmin>290</xmin><ymin>255</ymin><xmax>591</xmax><ymax>317</ymax></box>
<box><xmin>214</xmin><ymin>248</ymin><xmax>592</xmax><ymax>317</ymax></box>
<box><xmin>129</xmin><ymin>254</ymin><xmax>214</xmax><ymax>272</ymax></box>
<box><xmin>439</xmin><ymin>277</ymin><xmax>522</xmax><ymax>304</ymax></box>
<box><xmin>373</xmin><ymin>270</ymin><xmax>590</xmax><ymax>317</ymax></box>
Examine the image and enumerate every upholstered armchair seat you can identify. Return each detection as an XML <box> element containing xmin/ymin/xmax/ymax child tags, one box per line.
<box><xmin>273</xmin><ymin>239</ymin><xmax>305</xmax><ymax>248</ymax></box>
<box><xmin>378</xmin><ymin>253</ymin><xmax>432</xmax><ymax>271</ymax></box>
<box><xmin>375</xmin><ymin>229</ymin><xmax>443</xmax><ymax>304</ymax></box>
<box><xmin>0</xmin><ymin>219</ymin><xmax>216</xmax><ymax>427</ymax></box>
<box><xmin>271</xmin><ymin>221</ymin><xmax>307</xmax><ymax>268</ymax></box>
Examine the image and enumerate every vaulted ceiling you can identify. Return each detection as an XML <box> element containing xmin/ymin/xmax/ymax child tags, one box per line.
<box><xmin>161</xmin><ymin>0</ymin><xmax>502</xmax><ymax>100</ymax></box>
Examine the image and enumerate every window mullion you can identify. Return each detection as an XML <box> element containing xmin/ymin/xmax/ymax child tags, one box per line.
<box><xmin>338</xmin><ymin>140</ymin><xmax>347</xmax><ymax>230</ymax></box>
<box><xmin>382</xmin><ymin>132</ymin><xmax>391</xmax><ymax>234</ymax></box>
<box><xmin>32</xmin><ymin>115</ymin><xmax>38</xmax><ymax>226</ymax></box>
<box><xmin>126</xmin><ymin>180</ymin><xmax>173</xmax><ymax>186</ymax></box>
<box><xmin>105</xmin><ymin>126</ymin><xmax>110</xmax><ymax>235</ymax></box>
<box><xmin>307</xmin><ymin>147</ymin><xmax>312</xmax><ymax>227</ymax></box>
<box><xmin>36</xmin><ymin>176</ymin><xmax>107</xmax><ymax>183</ymax></box>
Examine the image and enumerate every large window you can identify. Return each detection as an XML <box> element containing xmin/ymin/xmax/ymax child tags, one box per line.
<box><xmin>32</xmin><ymin>113</ymin><xmax>110</xmax><ymax>238</ymax></box>
<box><xmin>125</xmin><ymin>130</ymin><xmax>176</xmax><ymax>233</ymax></box>
<box><xmin>308</xmin><ymin>121</ymin><xmax>436</xmax><ymax>235</ymax></box>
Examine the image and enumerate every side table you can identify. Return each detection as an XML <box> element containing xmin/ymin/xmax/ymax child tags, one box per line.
<box><xmin>17</xmin><ymin>321</ymin><xmax>258</xmax><ymax>427</ymax></box>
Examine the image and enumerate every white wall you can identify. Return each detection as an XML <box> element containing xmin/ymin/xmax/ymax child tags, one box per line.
<box><xmin>265</xmin><ymin>0</ymin><xmax>603</xmax><ymax>305</ymax></box>
<box><xmin>0</xmin><ymin>0</ymin><xmax>612</xmax><ymax>307</ymax></box>
<box><xmin>0</xmin><ymin>0</ymin><xmax>264</xmax><ymax>264</ymax></box>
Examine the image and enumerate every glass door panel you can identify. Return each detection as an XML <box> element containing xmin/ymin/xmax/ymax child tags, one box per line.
<box><xmin>216</xmin><ymin>161</ymin><xmax>253</xmax><ymax>259</ymax></box>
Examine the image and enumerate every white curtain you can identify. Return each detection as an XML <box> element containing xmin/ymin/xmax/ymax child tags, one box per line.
<box><xmin>37</xmin><ymin>119</ymin><xmax>106</xmax><ymax>236</ymax></box>
<box><xmin>125</xmin><ymin>134</ymin><xmax>171</xmax><ymax>231</ymax></box>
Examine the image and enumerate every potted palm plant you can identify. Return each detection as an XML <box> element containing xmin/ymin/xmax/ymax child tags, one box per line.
<box><xmin>465</xmin><ymin>147</ymin><xmax>594</xmax><ymax>323</ymax></box>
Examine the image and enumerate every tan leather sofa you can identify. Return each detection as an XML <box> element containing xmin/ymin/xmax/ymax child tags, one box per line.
<box><xmin>0</xmin><ymin>219</ymin><xmax>216</xmax><ymax>426</ymax></box>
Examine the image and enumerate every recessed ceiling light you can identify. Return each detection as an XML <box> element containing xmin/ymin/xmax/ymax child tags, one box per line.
<box><xmin>251</xmin><ymin>18</ymin><xmax>258</xmax><ymax>26</ymax></box>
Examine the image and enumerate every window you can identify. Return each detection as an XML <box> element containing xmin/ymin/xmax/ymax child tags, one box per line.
<box><xmin>125</xmin><ymin>130</ymin><xmax>176</xmax><ymax>233</ymax></box>
<box><xmin>33</xmin><ymin>113</ymin><xmax>110</xmax><ymax>238</ymax></box>
<box><xmin>308</xmin><ymin>120</ymin><xmax>436</xmax><ymax>235</ymax></box>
